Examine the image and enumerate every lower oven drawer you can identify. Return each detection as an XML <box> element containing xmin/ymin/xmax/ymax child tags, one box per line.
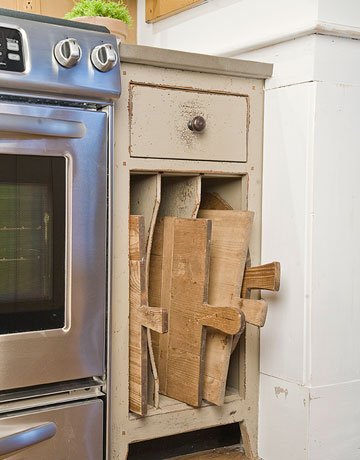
<box><xmin>0</xmin><ymin>399</ymin><xmax>103</xmax><ymax>459</ymax></box>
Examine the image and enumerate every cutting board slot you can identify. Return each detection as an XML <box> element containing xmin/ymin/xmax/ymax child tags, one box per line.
<box><xmin>200</xmin><ymin>175</ymin><xmax>247</xmax><ymax>212</ymax></box>
<box><xmin>158</xmin><ymin>174</ymin><xmax>201</xmax><ymax>219</ymax></box>
<box><xmin>131</xmin><ymin>172</ymin><xmax>251</xmax><ymax>412</ymax></box>
<box><xmin>130</xmin><ymin>174</ymin><xmax>161</xmax><ymax>255</ymax></box>
<box><xmin>228</xmin><ymin>331</ymin><xmax>246</xmax><ymax>399</ymax></box>
<box><xmin>199</xmin><ymin>176</ymin><xmax>248</xmax><ymax>403</ymax></box>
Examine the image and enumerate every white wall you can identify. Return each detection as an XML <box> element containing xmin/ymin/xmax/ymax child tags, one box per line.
<box><xmin>137</xmin><ymin>0</ymin><xmax>360</xmax><ymax>55</ymax></box>
<box><xmin>137</xmin><ymin>0</ymin><xmax>317</xmax><ymax>54</ymax></box>
<box><xmin>137</xmin><ymin>1</ymin><xmax>360</xmax><ymax>458</ymax></box>
<box><xmin>240</xmin><ymin>35</ymin><xmax>360</xmax><ymax>459</ymax></box>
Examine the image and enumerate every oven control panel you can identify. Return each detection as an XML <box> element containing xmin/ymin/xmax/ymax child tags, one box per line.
<box><xmin>0</xmin><ymin>11</ymin><xmax>121</xmax><ymax>100</ymax></box>
<box><xmin>0</xmin><ymin>27</ymin><xmax>24</xmax><ymax>72</ymax></box>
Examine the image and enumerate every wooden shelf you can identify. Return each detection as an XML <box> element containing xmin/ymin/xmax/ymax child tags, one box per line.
<box><xmin>129</xmin><ymin>387</ymin><xmax>241</xmax><ymax>421</ymax></box>
<box><xmin>127</xmin><ymin>390</ymin><xmax>247</xmax><ymax>445</ymax></box>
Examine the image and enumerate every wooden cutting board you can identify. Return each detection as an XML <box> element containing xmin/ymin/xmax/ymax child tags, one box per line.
<box><xmin>197</xmin><ymin>210</ymin><xmax>254</xmax><ymax>406</ymax></box>
<box><xmin>157</xmin><ymin>217</ymin><xmax>244</xmax><ymax>407</ymax></box>
<box><xmin>170</xmin><ymin>445</ymin><xmax>245</xmax><ymax>459</ymax></box>
<box><xmin>230</xmin><ymin>261</ymin><xmax>281</xmax><ymax>352</ymax></box>
<box><xmin>129</xmin><ymin>215</ymin><xmax>168</xmax><ymax>415</ymax></box>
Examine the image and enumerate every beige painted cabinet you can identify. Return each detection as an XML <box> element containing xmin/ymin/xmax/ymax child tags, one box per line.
<box><xmin>111</xmin><ymin>44</ymin><xmax>272</xmax><ymax>460</ymax></box>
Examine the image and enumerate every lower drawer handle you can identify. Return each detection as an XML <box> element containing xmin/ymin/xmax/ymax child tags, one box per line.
<box><xmin>0</xmin><ymin>422</ymin><xmax>57</xmax><ymax>455</ymax></box>
<box><xmin>188</xmin><ymin>116</ymin><xmax>206</xmax><ymax>132</ymax></box>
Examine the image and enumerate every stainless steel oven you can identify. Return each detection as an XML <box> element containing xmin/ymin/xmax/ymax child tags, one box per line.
<box><xmin>0</xmin><ymin>399</ymin><xmax>103</xmax><ymax>459</ymax></box>
<box><xmin>0</xmin><ymin>7</ymin><xmax>120</xmax><ymax>458</ymax></box>
<box><xmin>0</xmin><ymin>102</ymin><xmax>108</xmax><ymax>390</ymax></box>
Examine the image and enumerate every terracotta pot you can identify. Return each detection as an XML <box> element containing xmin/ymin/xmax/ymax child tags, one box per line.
<box><xmin>73</xmin><ymin>16</ymin><xmax>128</xmax><ymax>42</ymax></box>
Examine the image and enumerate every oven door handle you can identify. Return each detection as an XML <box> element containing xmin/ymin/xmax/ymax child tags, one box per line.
<box><xmin>0</xmin><ymin>422</ymin><xmax>57</xmax><ymax>455</ymax></box>
<box><xmin>0</xmin><ymin>113</ymin><xmax>85</xmax><ymax>138</ymax></box>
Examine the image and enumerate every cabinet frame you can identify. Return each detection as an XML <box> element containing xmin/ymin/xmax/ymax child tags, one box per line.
<box><xmin>110</xmin><ymin>44</ymin><xmax>272</xmax><ymax>460</ymax></box>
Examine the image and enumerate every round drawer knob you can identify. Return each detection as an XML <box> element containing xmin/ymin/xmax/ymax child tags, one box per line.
<box><xmin>54</xmin><ymin>38</ymin><xmax>82</xmax><ymax>68</ymax></box>
<box><xmin>188</xmin><ymin>116</ymin><xmax>206</xmax><ymax>132</ymax></box>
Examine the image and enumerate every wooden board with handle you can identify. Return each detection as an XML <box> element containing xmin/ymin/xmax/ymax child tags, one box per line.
<box><xmin>241</xmin><ymin>262</ymin><xmax>281</xmax><ymax>296</ymax></box>
<box><xmin>197</xmin><ymin>209</ymin><xmax>254</xmax><ymax>406</ymax></box>
<box><xmin>158</xmin><ymin>217</ymin><xmax>245</xmax><ymax>407</ymax></box>
<box><xmin>149</xmin><ymin>175</ymin><xmax>201</xmax><ymax>369</ymax></box>
<box><xmin>230</xmin><ymin>261</ymin><xmax>281</xmax><ymax>352</ymax></box>
<box><xmin>239</xmin><ymin>261</ymin><xmax>280</xmax><ymax>329</ymax></box>
<box><xmin>129</xmin><ymin>215</ymin><xmax>168</xmax><ymax>415</ymax></box>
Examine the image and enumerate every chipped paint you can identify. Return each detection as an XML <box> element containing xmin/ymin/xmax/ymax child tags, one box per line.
<box><xmin>128</xmin><ymin>81</ymin><xmax>249</xmax><ymax>163</ymax></box>
<box><xmin>128</xmin><ymin>80</ymin><xmax>250</xmax><ymax>98</ymax></box>
<box><xmin>274</xmin><ymin>386</ymin><xmax>289</xmax><ymax>399</ymax></box>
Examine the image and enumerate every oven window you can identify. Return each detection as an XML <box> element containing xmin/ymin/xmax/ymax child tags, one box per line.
<box><xmin>0</xmin><ymin>155</ymin><xmax>65</xmax><ymax>333</ymax></box>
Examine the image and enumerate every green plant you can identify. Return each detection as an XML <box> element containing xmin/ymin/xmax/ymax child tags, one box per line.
<box><xmin>65</xmin><ymin>0</ymin><xmax>132</xmax><ymax>24</ymax></box>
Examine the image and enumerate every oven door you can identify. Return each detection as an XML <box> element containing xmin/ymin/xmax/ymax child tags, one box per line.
<box><xmin>0</xmin><ymin>399</ymin><xmax>103</xmax><ymax>459</ymax></box>
<box><xmin>0</xmin><ymin>102</ymin><xmax>107</xmax><ymax>391</ymax></box>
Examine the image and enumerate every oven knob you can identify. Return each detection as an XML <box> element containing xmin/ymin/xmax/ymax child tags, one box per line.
<box><xmin>54</xmin><ymin>38</ymin><xmax>82</xmax><ymax>68</ymax></box>
<box><xmin>91</xmin><ymin>44</ymin><xmax>118</xmax><ymax>72</ymax></box>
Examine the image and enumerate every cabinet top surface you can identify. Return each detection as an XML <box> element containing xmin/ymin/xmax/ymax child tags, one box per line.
<box><xmin>119</xmin><ymin>44</ymin><xmax>273</xmax><ymax>80</ymax></box>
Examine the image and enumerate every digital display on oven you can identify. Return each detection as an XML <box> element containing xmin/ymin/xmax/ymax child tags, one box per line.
<box><xmin>0</xmin><ymin>27</ymin><xmax>25</xmax><ymax>72</ymax></box>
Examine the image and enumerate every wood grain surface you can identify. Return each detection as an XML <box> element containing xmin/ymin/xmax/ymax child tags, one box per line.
<box><xmin>149</xmin><ymin>175</ymin><xmax>201</xmax><ymax>369</ymax></box>
<box><xmin>146</xmin><ymin>0</ymin><xmax>205</xmax><ymax>23</ymax></box>
<box><xmin>170</xmin><ymin>445</ymin><xmax>246</xmax><ymax>459</ymax></box>
<box><xmin>238</xmin><ymin>298</ymin><xmax>268</xmax><ymax>328</ymax></box>
<box><xmin>200</xmin><ymin>192</ymin><xmax>233</xmax><ymax>211</ymax></box>
<box><xmin>157</xmin><ymin>217</ymin><xmax>244</xmax><ymax>407</ymax></box>
<box><xmin>129</xmin><ymin>215</ymin><xmax>167</xmax><ymax>415</ymax></box>
<box><xmin>241</xmin><ymin>262</ymin><xmax>280</xmax><ymax>297</ymax></box>
<box><xmin>130</xmin><ymin>174</ymin><xmax>162</xmax><ymax>406</ymax></box>
<box><xmin>198</xmin><ymin>210</ymin><xmax>253</xmax><ymax>406</ymax></box>
<box><xmin>231</xmin><ymin>261</ymin><xmax>281</xmax><ymax>352</ymax></box>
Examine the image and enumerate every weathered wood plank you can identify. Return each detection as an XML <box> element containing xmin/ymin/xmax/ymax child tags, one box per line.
<box><xmin>200</xmin><ymin>191</ymin><xmax>233</xmax><ymax>211</ymax></box>
<box><xmin>198</xmin><ymin>210</ymin><xmax>253</xmax><ymax>406</ymax></box>
<box><xmin>129</xmin><ymin>215</ymin><xmax>167</xmax><ymax>415</ymax></box>
<box><xmin>241</xmin><ymin>261</ymin><xmax>281</xmax><ymax>297</ymax></box>
<box><xmin>130</xmin><ymin>174</ymin><xmax>161</xmax><ymax>285</ymax></box>
<box><xmin>146</xmin><ymin>0</ymin><xmax>205</xmax><ymax>23</ymax></box>
<box><xmin>158</xmin><ymin>217</ymin><xmax>244</xmax><ymax>407</ymax></box>
<box><xmin>238</xmin><ymin>298</ymin><xmax>268</xmax><ymax>328</ymax></box>
<box><xmin>150</xmin><ymin>175</ymin><xmax>201</xmax><ymax>372</ymax></box>
<box><xmin>170</xmin><ymin>445</ymin><xmax>246</xmax><ymax>459</ymax></box>
<box><xmin>130</xmin><ymin>175</ymin><xmax>162</xmax><ymax>406</ymax></box>
<box><xmin>231</xmin><ymin>261</ymin><xmax>281</xmax><ymax>352</ymax></box>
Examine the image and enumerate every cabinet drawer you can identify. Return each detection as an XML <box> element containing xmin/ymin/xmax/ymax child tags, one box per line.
<box><xmin>129</xmin><ymin>84</ymin><xmax>248</xmax><ymax>162</ymax></box>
